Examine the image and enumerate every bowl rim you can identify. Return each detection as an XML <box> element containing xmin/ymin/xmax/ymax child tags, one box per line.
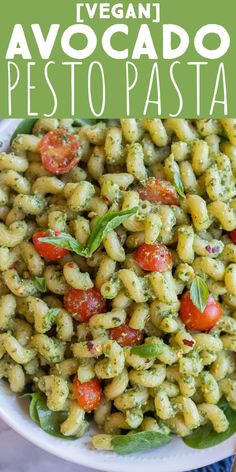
<box><xmin>0</xmin><ymin>393</ymin><xmax>235</xmax><ymax>472</ymax></box>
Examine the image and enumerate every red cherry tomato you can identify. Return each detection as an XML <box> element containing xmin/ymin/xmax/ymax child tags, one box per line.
<box><xmin>138</xmin><ymin>178</ymin><xmax>179</xmax><ymax>205</ymax></box>
<box><xmin>230</xmin><ymin>229</ymin><xmax>236</xmax><ymax>244</ymax></box>
<box><xmin>110</xmin><ymin>324</ymin><xmax>143</xmax><ymax>346</ymax></box>
<box><xmin>64</xmin><ymin>287</ymin><xmax>106</xmax><ymax>322</ymax></box>
<box><xmin>73</xmin><ymin>377</ymin><xmax>102</xmax><ymax>412</ymax></box>
<box><xmin>180</xmin><ymin>291</ymin><xmax>222</xmax><ymax>331</ymax></box>
<box><xmin>32</xmin><ymin>231</ymin><xmax>69</xmax><ymax>261</ymax></box>
<box><xmin>40</xmin><ymin>129</ymin><xmax>80</xmax><ymax>175</ymax></box>
<box><xmin>134</xmin><ymin>243</ymin><xmax>172</xmax><ymax>272</ymax></box>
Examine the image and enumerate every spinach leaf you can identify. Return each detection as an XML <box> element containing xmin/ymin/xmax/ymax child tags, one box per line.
<box><xmin>11</xmin><ymin>119</ymin><xmax>37</xmax><ymax>143</ymax></box>
<box><xmin>183</xmin><ymin>398</ymin><xmax>236</xmax><ymax>449</ymax></box>
<box><xmin>111</xmin><ymin>431</ymin><xmax>171</xmax><ymax>455</ymax></box>
<box><xmin>190</xmin><ymin>275</ymin><xmax>209</xmax><ymax>312</ymax></box>
<box><xmin>34</xmin><ymin>277</ymin><xmax>47</xmax><ymax>293</ymax></box>
<box><xmin>39</xmin><ymin>208</ymin><xmax>138</xmax><ymax>258</ymax></box>
<box><xmin>85</xmin><ymin>207</ymin><xmax>138</xmax><ymax>256</ymax></box>
<box><xmin>20</xmin><ymin>392</ymin><xmax>77</xmax><ymax>440</ymax></box>
<box><xmin>20</xmin><ymin>393</ymin><xmax>40</xmax><ymax>424</ymax></box>
<box><xmin>35</xmin><ymin>395</ymin><xmax>69</xmax><ymax>438</ymax></box>
<box><xmin>131</xmin><ymin>342</ymin><xmax>164</xmax><ymax>358</ymax></box>
<box><xmin>29</xmin><ymin>394</ymin><xmax>41</xmax><ymax>424</ymax></box>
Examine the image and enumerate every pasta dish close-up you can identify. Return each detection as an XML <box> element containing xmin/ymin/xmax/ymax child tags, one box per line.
<box><xmin>0</xmin><ymin>117</ymin><xmax>235</xmax><ymax>457</ymax></box>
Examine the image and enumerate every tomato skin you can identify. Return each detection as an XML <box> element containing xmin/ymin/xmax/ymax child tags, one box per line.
<box><xmin>134</xmin><ymin>243</ymin><xmax>172</xmax><ymax>272</ymax></box>
<box><xmin>73</xmin><ymin>377</ymin><xmax>102</xmax><ymax>412</ymax></box>
<box><xmin>40</xmin><ymin>129</ymin><xmax>80</xmax><ymax>175</ymax></box>
<box><xmin>180</xmin><ymin>291</ymin><xmax>222</xmax><ymax>331</ymax></box>
<box><xmin>138</xmin><ymin>178</ymin><xmax>179</xmax><ymax>205</ymax></box>
<box><xmin>33</xmin><ymin>231</ymin><xmax>69</xmax><ymax>261</ymax></box>
<box><xmin>110</xmin><ymin>324</ymin><xmax>143</xmax><ymax>346</ymax></box>
<box><xmin>64</xmin><ymin>287</ymin><xmax>106</xmax><ymax>322</ymax></box>
<box><xmin>230</xmin><ymin>229</ymin><xmax>236</xmax><ymax>244</ymax></box>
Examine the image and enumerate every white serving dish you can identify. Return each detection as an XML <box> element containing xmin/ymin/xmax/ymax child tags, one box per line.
<box><xmin>0</xmin><ymin>119</ymin><xmax>235</xmax><ymax>472</ymax></box>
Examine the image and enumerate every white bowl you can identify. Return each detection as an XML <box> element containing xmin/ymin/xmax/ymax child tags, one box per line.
<box><xmin>0</xmin><ymin>119</ymin><xmax>235</xmax><ymax>472</ymax></box>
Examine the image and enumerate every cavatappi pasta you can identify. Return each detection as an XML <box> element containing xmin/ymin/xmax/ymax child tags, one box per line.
<box><xmin>0</xmin><ymin>118</ymin><xmax>235</xmax><ymax>453</ymax></box>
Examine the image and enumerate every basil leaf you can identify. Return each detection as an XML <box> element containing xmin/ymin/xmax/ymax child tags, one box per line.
<box><xmin>173</xmin><ymin>173</ymin><xmax>185</xmax><ymax>198</ymax></box>
<box><xmin>131</xmin><ymin>343</ymin><xmax>164</xmax><ymax>358</ymax></box>
<box><xmin>34</xmin><ymin>277</ymin><xmax>47</xmax><ymax>293</ymax></box>
<box><xmin>20</xmin><ymin>392</ymin><xmax>77</xmax><ymax>440</ymax></box>
<box><xmin>38</xmin><ymin>232</ymin><xmax>86</xmax><ymax>256</ymax></box>
<box><xmin>11</xmin><ymin>119</ymin><xmax>37</xmax><ymax>143</ymax></box>
<box><xmin>111</xmin><ymin>431</ymin><xmax>171</xmax><ymax>455</ymax></box>
<box><xmin>190</xmin><ymin>276</ymin><xmax>209</xmax><ymax>312</ymax></box>
<box><xmin>39</xmin><ymin>208</ymin><xmax>138</xmax><ymax>258</ymax></box>
<box><xmin>184</xmin><ymin>398</ymin><xmax>236</xmax><ymax>449</ymax></box>
<box><xmin>85</xmin><ymin>207</ymin><xmax>138</xmax><ymax>256</ymax></box>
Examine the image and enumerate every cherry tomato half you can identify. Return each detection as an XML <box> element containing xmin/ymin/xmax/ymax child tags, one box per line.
<box><xmin>64</xmin><ymin>287</ymin><xmax>106</xmax><ymax>322</ymax></box>
<box><xmin>73</xmin><ymin>377</ymin><xmax>102</xmax><ymax>412</ymax></box>
<box><xmin>110</xmin><ymin>324</ymin><xmax>143</xmax><ymax>346</ymax></box>
<box><xmin>33</xmin><ymin>231</ymin><xmax>69</xmax><ymax>261</ymax></box>
<box><xmin>230</xmin><ymin>229</ymin><xmax>236</xmax><ymax>244</ymax></box>
<box><xmin>138</xmin><ymin>178</ymin><xmax>179</xmax><ymax>205</ymax></box>
<box><xmin>180</xmin><ymin>291</ymin><xmax>222</xmax><ymax>331</ymax></box>
<box><xmin>134</xmin><ymin>243</ymin><xmax>172</xmax><ymax>272</ymax></box>
<box><xmin>40</xmin><ymin>129</ymin><xmax>80</xmax><ymax>175</ymax></box>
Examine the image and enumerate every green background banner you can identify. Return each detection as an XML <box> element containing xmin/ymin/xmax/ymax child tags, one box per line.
<box><xmin>0</xmin><ymin>0</ymin><xmax>235</xmax><ymax>118</ymax></box>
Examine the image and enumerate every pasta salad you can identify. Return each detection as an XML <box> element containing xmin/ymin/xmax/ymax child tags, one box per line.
<box><xmin>0</xmin><ymin>118</ymin><xmax>235</xmax><ymax>455</ymax></box>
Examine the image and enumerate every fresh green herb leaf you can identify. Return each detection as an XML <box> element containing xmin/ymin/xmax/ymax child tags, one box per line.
<box><xmin>131</xmin><ymin>343</ymin><xmax>164</xmax><ymax>358</ymax></box>
<box><xmin>35</xmin><ymin>395</ymin><xmax>70</xmax><ymax>438</ymax></box>
<box><xmin>39</xmin><ymin>208</ymin><xmax>138</xmax><ymax>258</ymax></box>
<box><xmin>20</xmin><ymin>393</ymin><xmax>40</xmax><ymax>424</ymax></box>
<box><xmin>111</xmin><ymin>431</ymin><xmax>171</xmax><ymax>455</ymax></box>
<box><xmin>38</xmin><ymin>232</ymin><xmax>86</xmax><ymax>256</ymax></box>
<box><xmin>85</xmin><ymin>207</ymin><xmax>138</xmax><ymax>256</ymax></box>
<box><xmin>190</xmin><ymin>275</ymin><xmax>209</xmax><ymax>312</ymax></box>
<box><xmin>20</xmin><ymin>392</ymin><xmax>77</xmax><ymax>440</ymax></box>
<box><xmin>34</xmin><ymin>277</ymin><xmax>47</xmax><ymax>293</ymax></box>
<box><xmin>183</xmin><ymin>398</ymin><xmax>236</xmax><ymax>449</ymax></box>
<box><xmin>173</xmin><ymin>173</ymin><xmax>185</xmax><ymax>198</ymax></box>
<box><xmin>11</xmin><ymin>119</ymin><xmax>37</xmax><ymax>143</ymax></box>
